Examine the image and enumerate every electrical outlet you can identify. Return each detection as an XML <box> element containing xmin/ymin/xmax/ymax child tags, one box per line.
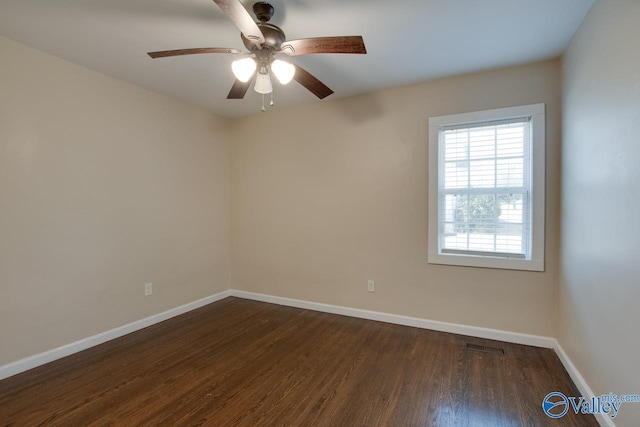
<box><xmin>367</xmin><ymin>280</ymin><xmax>375</xmax><ymax>293</ymax></box>
<box><xmin>145</xmin><ymin>283</ymin><xmax>153</xmax><ymax>296</ymax></box>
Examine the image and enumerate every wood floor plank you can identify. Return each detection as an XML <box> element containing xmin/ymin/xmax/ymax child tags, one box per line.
<box><xmin>0</xmin><ymin>297</ymin><xmax>599</xmax><ymax>426</ymax></box>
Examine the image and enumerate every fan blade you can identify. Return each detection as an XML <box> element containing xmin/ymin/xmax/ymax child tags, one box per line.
<box><xmin>213</xmin><ymin>0</ymin><xmax>265</xmax><ymax>46</ymax></box>
<box><xmin>293</xmin><ymin>64</ymin><xmax>334</xmax><ymax>99</ymax></box>
<box><xmin>227</xmin><ymin>77</ymin><xmax>254</xmax><ymax>99</ymax></box>
<box><xmin>280</xmin><ymin>36</ymin><xmax>367</xmax><ymax>56</ymax></box>
<box><xmin>148</xmin><ymin>47</ymin><xmax>242</xmax><ymax>58</ymax></box>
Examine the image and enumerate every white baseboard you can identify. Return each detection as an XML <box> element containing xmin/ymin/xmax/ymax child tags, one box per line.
<box><xmin>554</xmin><ymin>341</ymin><xmax>616</xmax><ymax>427</ymax></box>
<box><xmin>228</xmin><ymin>290</ymin><xmax>556</xmax><ymax>349</ymax></box>
<box><xmin>0</xmin><ymin>290</ymin><xmax>231</xmax><ymax>381</ymax></box>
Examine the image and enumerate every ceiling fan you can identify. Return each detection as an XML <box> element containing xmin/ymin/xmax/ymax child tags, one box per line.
<box><xmin>147</xmin><ymin>0</ymin><xmax>367</xmax><ymax>111</ymax></box>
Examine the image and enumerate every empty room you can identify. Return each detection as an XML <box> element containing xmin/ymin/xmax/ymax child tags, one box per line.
<box><xmin>1</xmin><ymin>0</ymin><xmax>638</xmax><ymax>425</ymax></box>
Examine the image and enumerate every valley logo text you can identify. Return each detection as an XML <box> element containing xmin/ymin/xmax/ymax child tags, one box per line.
<box><xmin>542</xmin><ymin>391</ymin><xmax>640</xmax><ymax>419</ymax></box>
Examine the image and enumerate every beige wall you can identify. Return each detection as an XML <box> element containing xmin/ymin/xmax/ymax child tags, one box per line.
<box><xmin>0</xmin><ymin>36</ymin><xmax>231</xmax><ymax>366</ymax></box>
<box><xmin>560</xmin><ymin>1</ymin><xmax>640</xmax><ymax>425</ymax></box>
<box><xmin>231</xmin><ymin>59</ymin><xmax>561</xmax><ymax>337</ymax></box>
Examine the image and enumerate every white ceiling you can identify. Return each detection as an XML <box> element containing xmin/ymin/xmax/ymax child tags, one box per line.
<box><xmin>0</xmin><ymin>0</ymin><xmax>594</xmax><ymax>118</ymax></box>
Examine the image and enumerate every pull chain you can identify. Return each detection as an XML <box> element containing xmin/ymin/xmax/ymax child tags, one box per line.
<box><xmin>261</xmin><ymin>94</ymin><xmax>266</xmax><ymax>112</ymax></box>
<box><xmin>270</xmin><ymin>92</ymin><xmax>274</xmax><ymax>107</ymax></box>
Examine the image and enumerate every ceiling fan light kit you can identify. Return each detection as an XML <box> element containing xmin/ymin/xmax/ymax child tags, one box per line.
<box><xmin>231</xmin><ymin>57</ymin><xmax>257</xmax><ymax>83</ymax></box>
<box><xmin>147</xmin><ymin>0</ymin><xmax>367</xmax><ymax>112</ymax></box>
<box><xmin>254</xmin><ymin>68</ymin><xmax>273</xmax><ymax>95</ymax></box>
<box><xmin>270</xmin><ymin>60</ymin><xmax>295</xmax><ymax>85</ymax></box>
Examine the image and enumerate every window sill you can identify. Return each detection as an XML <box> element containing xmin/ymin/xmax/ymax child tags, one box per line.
<box><xmin>428</xmin><ymin>252</ymin><xmax>544</xmax><ymax>272</ymax></box>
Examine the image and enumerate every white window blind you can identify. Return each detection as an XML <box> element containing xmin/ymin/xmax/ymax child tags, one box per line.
<box><xmin>439</xmin><ymin>118</ymin><xmax>531</xmax><ymax>258</ymax></box>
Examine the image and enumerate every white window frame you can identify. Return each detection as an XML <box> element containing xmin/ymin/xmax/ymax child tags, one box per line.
<box><xmin>428</xmin><ymin>104</ymin><xmax>545</xmax><ymax>271</ymax></box>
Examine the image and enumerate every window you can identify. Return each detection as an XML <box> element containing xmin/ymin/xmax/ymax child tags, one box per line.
<box><xmin>428</xmin><ymin>104</ymin><xmax>545</xmax><ymax>271</ymax></box>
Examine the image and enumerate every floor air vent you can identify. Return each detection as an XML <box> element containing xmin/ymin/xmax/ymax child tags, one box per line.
<box><xmin>466</xmin><ymin>343</ymin><xmax>505</xmax><ymax>355</ymax></box>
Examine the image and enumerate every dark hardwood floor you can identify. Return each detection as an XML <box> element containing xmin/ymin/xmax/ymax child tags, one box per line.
<box><xmin>0</xmin><ymin>297</ymin><xmax>597</xmax><ymax>426</ymax></box>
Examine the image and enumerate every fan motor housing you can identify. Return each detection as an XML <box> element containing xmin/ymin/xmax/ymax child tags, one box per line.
<box><xmin>242</xmin><ymin>23</ymin><xmax>285</xmax><ymax>50</ymax></box>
